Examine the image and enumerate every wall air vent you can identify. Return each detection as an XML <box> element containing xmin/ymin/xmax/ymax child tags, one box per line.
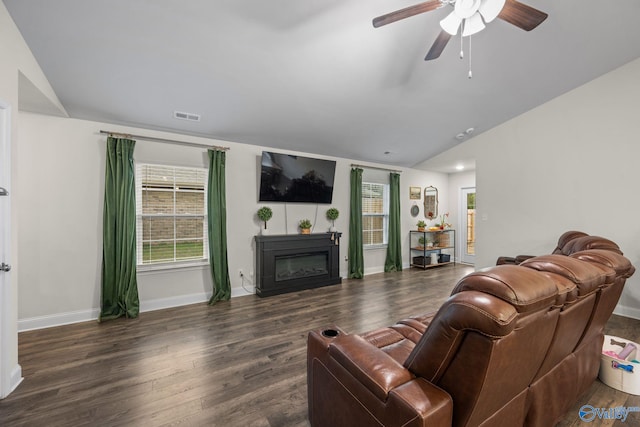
<box><xmin>173</xmin><ymin>111</ymin><xmax>201</xmax><ymax>122</ymax></box>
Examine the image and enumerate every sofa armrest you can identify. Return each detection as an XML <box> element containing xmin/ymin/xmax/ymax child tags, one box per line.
<box><xmin>328</xmin><ymin>334</ymin><xmax>414</xmax><ymax>401</ymax></box>
<box><xmin>308</xmin><ymin>329</ymin><xmax>454</xmax><ymax>426</ymax></box>
<box><xmin>389</xmin><ymin>379</ymin><xmax>453</xmax><ymax>426</ymax></box>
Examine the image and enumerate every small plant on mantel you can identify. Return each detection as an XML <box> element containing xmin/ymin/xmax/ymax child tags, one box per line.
<box><xmin>326</xmin><ymin>208</ymin><xmax>339</xmax><ymax>232</ymax></box>
<box><xmin>416</xmin><ymin>220</ymin><xmax>427</xmax><ymax>232</ymax></box>
<box><xmin>299</xmin><ymin>219</ymin><xmax>312</xmax><ymax>235</ymax></box>
<box><xmin>257</xmin><ymin>206</ymin><xmax>273</xmax><ymax>235</ymax></box>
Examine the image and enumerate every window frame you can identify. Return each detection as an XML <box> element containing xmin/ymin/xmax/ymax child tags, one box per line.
<box><xmin>135</xmin><ymin>163</ymin><xmax>209</xmax><ymax>271</ymax></box>
<box><xmin>361</xmin><ymin>181</ymin><xmax>389</xmax><ymax>249</ymax></box>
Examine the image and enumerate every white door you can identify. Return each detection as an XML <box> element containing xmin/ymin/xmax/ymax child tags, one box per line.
<box><xmin>460</xmin><ymin>187</ymin><xmax>476</xmax><ymax>265</ymax></box>
<box><xmin>0</xmin><ymin>100</ymin><xmax>20</xmax><ymax>398</ymax></box>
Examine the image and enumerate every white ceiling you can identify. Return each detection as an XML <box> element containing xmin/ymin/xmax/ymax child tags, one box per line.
<box><xmin>4</xmin><ymin>0</ymin><xmax>640</xmax><ymax>168</ymax></box>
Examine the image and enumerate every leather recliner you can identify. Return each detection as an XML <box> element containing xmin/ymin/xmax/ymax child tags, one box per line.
<box><xmin>307</xmin><ymin>232</ymin><xmax>634</xmax><ymax>427</ymax></box>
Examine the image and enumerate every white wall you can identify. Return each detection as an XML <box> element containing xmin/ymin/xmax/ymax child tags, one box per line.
<box><xmin>15</xmin><ymin>113</ymin><xmax>447</xmax><ymax>329</ymax></box>
<box><xmin>429</xmin><ymin>57</ymin><xmax>640</xmax><ymax>319</ymax></box>
<box><xmin>0</xmin><ymin>2</ymin><xmax>67</xmax><ymax>396</ymax></box>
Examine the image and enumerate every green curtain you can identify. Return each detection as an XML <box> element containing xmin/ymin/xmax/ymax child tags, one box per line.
<box><xmin>348</xmin><ymin>168</ymin><xmax>364</xmax><ymax>279</ymax></box>
<box><xmin>385</xmin><ymin>172</ymin><xmax>403</xmax><ymax>272</ymax></box>
<box><xmin>100</xmin><ymin>137</ymin><xmax>139</xmax><ymax>321</ymax></box>
<box><xmin>207</xmin><ymin>149</ymin><xmax>231</xmax><ymax>304</ymax></box>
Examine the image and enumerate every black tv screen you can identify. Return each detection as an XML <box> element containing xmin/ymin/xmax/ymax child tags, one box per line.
<box><xmin>259</xmin><ymin>151</ymin><xmax>336</xmax><ymax>204</ymax></box>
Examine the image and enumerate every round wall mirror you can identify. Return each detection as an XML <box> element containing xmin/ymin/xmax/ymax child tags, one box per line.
<box><xmin>410</xmin><ymin>204</ymin><xmax>419</xmax><ymax>217</ymax></box>
<box><xmin>424</xmin><ymin>186</ymin><xmax>438</xmax><ymax>220</ymax></box>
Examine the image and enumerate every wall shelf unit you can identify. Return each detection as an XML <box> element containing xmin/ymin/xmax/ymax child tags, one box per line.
<box><xmin>410</xmin><ymin>229</ymin><xmax>455</xmax><ymax>269</ymax></box>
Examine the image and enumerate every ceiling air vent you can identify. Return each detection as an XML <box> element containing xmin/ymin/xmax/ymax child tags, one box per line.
<box><xmin>173</xmin><ymin>111</ymin><xmax>201</xmax><ymax>122</ymax></box>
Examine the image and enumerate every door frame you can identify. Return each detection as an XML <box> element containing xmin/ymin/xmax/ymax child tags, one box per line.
<box><xmin>0</xmin><ymin>99</ymin><xmax>22</xmax><ymax>398</ymax></box>
<box><xmin>459</xmin><ymin>187</ymin><xmax>476</xmax><ymax>265</ymax></box>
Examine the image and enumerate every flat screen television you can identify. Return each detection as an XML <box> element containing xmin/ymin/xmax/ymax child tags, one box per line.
<box><xmin>258</xmin><ymin>151</ymin><xmax>336</xmax><ymax>203</ymax></box>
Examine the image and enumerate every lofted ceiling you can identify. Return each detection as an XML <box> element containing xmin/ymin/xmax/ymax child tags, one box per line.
<box><xmin>4</xmin><ymin>0</ymin><xmax>640</xmax><ymax>169</ymax></box>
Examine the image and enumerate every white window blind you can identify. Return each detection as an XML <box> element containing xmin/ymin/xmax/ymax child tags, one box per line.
<box><xmin>362</xmin><ymin>182</ymin><xmax>389</xmax><ymax>246</ymax></box>
<box><xmin>135</xmin><ymin>164</ymin><xmax>208</xmax><ymax>266</ymax></box>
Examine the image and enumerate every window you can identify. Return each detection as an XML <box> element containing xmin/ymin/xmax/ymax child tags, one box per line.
<box><xmin>135</xmin><ymin>164</ymin><xmax>208</xmax><ymax>267</ymax></box>
<box><xmin>362</xmin><ymin>182</ymin><xmax>389</xmax><ymax>246</ymax></box>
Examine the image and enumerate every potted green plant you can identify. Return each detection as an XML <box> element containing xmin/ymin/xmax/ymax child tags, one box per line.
<box><xmin>257</xmin><ymin>206</ymin><xmax>273</xmax><ymax>235</ymax></box>
<box><xmin>299</xmin><ymin>219</ymin><xmax>312</xmax><ymax>235</ymax></box>
<box><xmin>416</xmin><ymin>220</ymin><xmax>427</xmax><ymax>232</ymax></box>
<box><xmin>326</xmin><ymin>208</ymin><xmax>339</xmax><ymax>232</ymax></box>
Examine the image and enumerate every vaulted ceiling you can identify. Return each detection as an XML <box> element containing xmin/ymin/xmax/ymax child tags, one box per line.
<box><xmin>5</xmin><ymin>0</ymin><xmax>640</xmax><ymax>169</ymax></box>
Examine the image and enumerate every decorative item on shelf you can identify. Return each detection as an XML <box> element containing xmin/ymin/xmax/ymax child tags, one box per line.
<box><xmin>430</xmin><ymin>253</ymin><xmax>439</xmax><ymax>265</ymax></box>
<box><xmin>439</xmin><ymin>212</ymin><xmax>451</xmax><ymax>230</ymax></box>
<box><xmin>438</xmin><ymin>231</ymin><xmax>450</xmax><ymax>248</ymax></box>
<box><xmin>417</xmin><ymin>236</ymin><xmax>426</xmax><ymax>249</ymax></box>
<box><xmin>257</xmin><ymin>206</ymin><xmax>273</xmax><ymax>235</ymax></box>
<box><xmin>326</xmin><ymin>208</ymin><xmax>339</xmax><ymax>232</ymax></box>
<box><xmin>329</xmin><ymin>232</ymin><xmax>340</xmax><ymax>245</ymax></box>
<box><xmin>299</xmin><ymin>219</ymin><xmax>312</xmax><ymax>235</ymax></box>
<box><xmin>416</xmin><ymin>220</ymin><xmax>427</xmax><ymax>232</ymax></box>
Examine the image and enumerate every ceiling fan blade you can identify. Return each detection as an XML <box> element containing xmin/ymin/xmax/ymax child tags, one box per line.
<box><xmin>497</xmin><ymin>0</ymin><xmax>548</xmax><ymax>31</ymax></box>
<box><xmin>425</xmin><ymin>30</ymin><xmax>452</xmax><ymax>60</ymax></box>
<box><xmin>373</xmin><ymin>0</ymin><xmax>442</xmax><ymax>28</ymax></box>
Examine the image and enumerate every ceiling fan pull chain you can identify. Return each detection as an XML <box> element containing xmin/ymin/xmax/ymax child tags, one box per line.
<box><xmin>459</xmin><ymin>22</ymin><xmax>464</xmax><ymax>59</ymax></box>
<box><xmin>468</xmin><ymin>35</ymin><xmax>473</xmax><ymax>79</ymax></box>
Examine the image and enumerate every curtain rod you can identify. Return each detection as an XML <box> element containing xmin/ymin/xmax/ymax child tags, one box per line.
<box><xmin>99</xmin><ymin>130</ymin><xmax>230</xmax><ymax>151</ymax></box>
<box><xmin>351</xmin><ymin>163</ymin><xmax>402</xmax><ymax>174</ymax></box>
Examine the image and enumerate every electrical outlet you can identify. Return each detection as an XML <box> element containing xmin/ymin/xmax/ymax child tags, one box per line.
<box><xmin>238</xmin><ymin>269</ymin><xmax>244</xmax><ymax>277</ymax></box>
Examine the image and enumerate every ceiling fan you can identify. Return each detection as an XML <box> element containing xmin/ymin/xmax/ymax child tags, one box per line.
<box><xmin>373</xmin><ymin>0</ymin><xmax>548</xmax><ymax>61</ymax></box>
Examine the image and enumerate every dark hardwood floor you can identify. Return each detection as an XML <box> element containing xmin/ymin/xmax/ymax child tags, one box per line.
<box><xmin>1</xmin><ymin>265</ymin><xmax>639</xmax><ymax>426</ymax></box>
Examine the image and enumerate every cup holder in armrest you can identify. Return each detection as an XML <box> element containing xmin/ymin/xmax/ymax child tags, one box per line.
<box><xmin>322</xmin><ymin>329</ymin><xmax>340</xmax><ymax>338</ymax></box>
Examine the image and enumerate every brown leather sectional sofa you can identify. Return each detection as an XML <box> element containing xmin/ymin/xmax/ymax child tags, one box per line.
<box><xmin>307</xmin><ymin>232</ymin><xmax>635</xmax><ymax>426</ymax></box>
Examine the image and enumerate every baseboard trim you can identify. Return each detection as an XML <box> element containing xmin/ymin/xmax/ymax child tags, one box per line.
<box><xmin>364</xmin><ymin>266</ymin><xmax>384</xmax><ymax>276</ymax></box>
<box><xmin>613</xmin><ymin>304</ymin><xmax>640</xmax><ymax>320</ymax></box>
<box><xmin>140</xmin><ymin>292</ymin><xmax>210</xmax><ymax>313</ymax></box>
<box><xmin>232</xmin><ymin>286</ymin><xmax>255</xmax><ymax>297</ymax></box>
<box><xmin>365</xmin><ymin>261</ymin><xmax>458</xmax><ymax>275</ymax></box>
<box><xmin>18</xmin><ymin>308</ymin><xmax>101</xmax><ymax>332</ymax></box>
<box><xmin>18</xmin><ymin>292</ymin><xmax>215</xmax><ymax>332</ymax></box>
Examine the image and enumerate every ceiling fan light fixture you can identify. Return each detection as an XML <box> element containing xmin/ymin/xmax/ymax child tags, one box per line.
<box><xmin>478</xmin><ymin>0</ymin><xmax>506</xmax><ymax>23</ymax></box>
<box><xmin>454</xmin><ymin>0</ymin><xmax>482</xmax><ymax>18</ymax></box>
<box><xmin>462</xmin><ymin>13</ymin><xmax>485</xmax><ymax>36</ymax></box>
<box><xmin>440</xmin><ymin>12</ymin><xmax>462</xmax><ymax>35</ymax></box>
